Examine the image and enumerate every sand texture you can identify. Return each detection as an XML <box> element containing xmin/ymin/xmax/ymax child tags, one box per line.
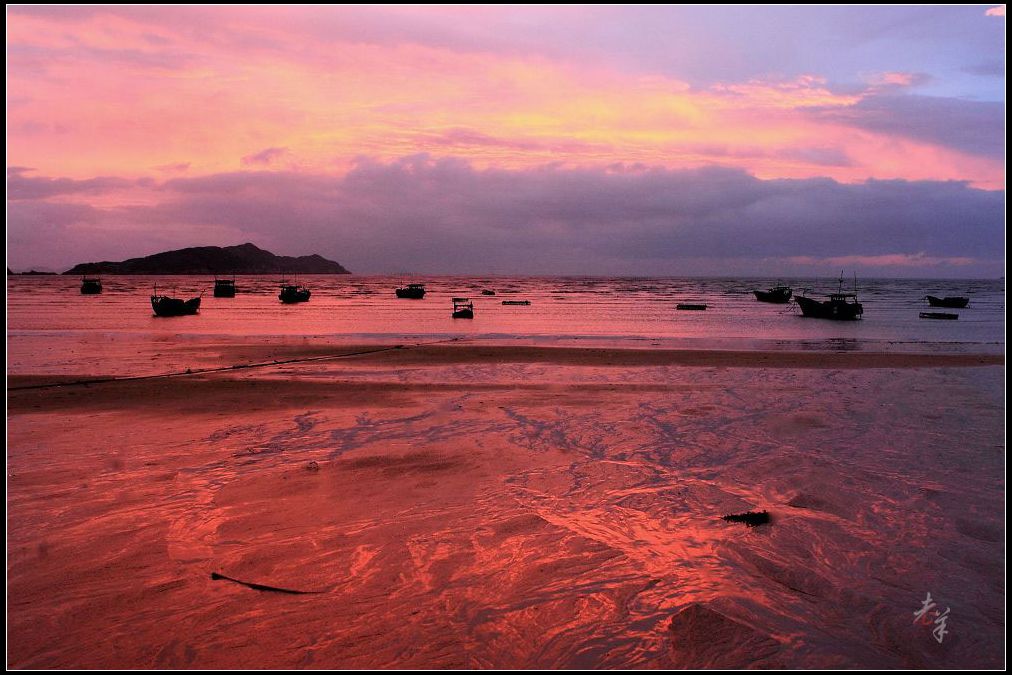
<box><xmin>7</xmin><ymin>341</ymin><xmax>1005</xmax><ymax>668</ymax></box>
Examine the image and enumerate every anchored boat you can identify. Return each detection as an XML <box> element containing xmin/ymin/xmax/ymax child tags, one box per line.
<box><xmin>80</xmin><ymin>277</ymin><xmax>102</xmax><ymax>294</ymax></box>
<box><xmin>395</xmin><ymin>283</ymin><xmax>426</xmax><ymax>299</ymax></box>
<box><xmin>795</xmin><ymin>274</ymin><xmax>863</xmax><ymax>320</ymax></box>
<box><xmin>151</xmin><ymin>287</ymin><xmax>200</xmax><ymax>317</ymax></box>
<box><xmin>925</xmin><ymin>295</ymin><xmax>969</xmax><ymax>309</ymax></box>
<box><xmin>452</xmin><ymin>297</ymin><xmax>474</xmax><ymax>318</ymax></box>
<box><xmin>753</xmin><ymin>283</ymin><xmax>792</xmax><ymax>303</ymax></box>
<box><xmin>213</xmin><ymin>277</ymin><xmax>237</xmax><ymax>298</ymax></box>
<box><xmin>279</xmin><ymin>283</ymin><xmax>311</xmax><ymax>303</ymax></box>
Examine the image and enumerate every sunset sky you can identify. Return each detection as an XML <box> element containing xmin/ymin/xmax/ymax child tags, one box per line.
<box><xmin>6</xmin><ymin>5</ymin><xmax>1006</xmax><ymax>275</ymax></box>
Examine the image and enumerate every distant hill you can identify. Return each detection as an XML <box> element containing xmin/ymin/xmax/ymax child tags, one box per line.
<box><xmin>63</xmin><ymin>243</ymin><xmax>351</xmax><ymax>275</ymax></box>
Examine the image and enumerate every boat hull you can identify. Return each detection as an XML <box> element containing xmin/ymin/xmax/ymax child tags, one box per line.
<box><xmin>676</xmin><ymin>304</ymin><xmax>707</xmax><ymax>311</ymax></box>
<box><xmin>395</xmin><ymin>288</ymin><xmax>425</xmax><ymax>299</ymax></box>
<box><xmin>451</xmin><ymin>309</ymin><xmax>474</xmax><ymax>319</ymax></box>
<box><xmin>151</xmin><ymin>296</ymin><xmax>200</xmax><ymax>317</ymax></box>
<box><xmin>80</xmin><ymin>284</ymin><xmax>102</xmax><ymax>295</ymax></box>
<box><xmin>213</xmin><ymin>285</ymin><xmax>237</xmax><ymax>298</ymax></box>
<box><xmin>926</xmin><ymin>295</ymin><xmax>969</xmax><ymax>308</ymax></box>
<box><xmin>795</xmin><ymin>295</ymin><xmax>862</xmax><ymax>320</ymax></box>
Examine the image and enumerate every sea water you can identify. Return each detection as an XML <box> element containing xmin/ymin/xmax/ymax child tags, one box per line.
<box><xmin>8</xmin><ymin>275</ymin><xmax>1003</xmax><ymax>353</ymax></box>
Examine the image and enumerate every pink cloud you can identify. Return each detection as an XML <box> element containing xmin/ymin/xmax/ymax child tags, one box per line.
<box><xmin>868</xmin><ymin>71</ymin><xmax>932</xmax><ymax>90</ymax></box>
<box><xmin>241</xmin><ymin>147</ymin><xmax>291</xmax><ymax>167</ymax></box>
<box><xmin>154</xmin><ymin>162</ymin><xmax>191</xmax><ymax>174</ymax></box>
<box><xmin>5</xmin><ymin>7</ymin><xmax>1004</xmax><ymax>190</ymax></box>
<box><xmin>786</xmin><ymin>253</ymin><xmax>978</xmax><ymax>268</ymax></box>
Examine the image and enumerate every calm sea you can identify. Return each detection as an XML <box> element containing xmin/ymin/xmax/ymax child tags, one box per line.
<box><xmin>6</xmin><ymin>275</ymin><xmax>1005</xmax><ymax>354</ymax></box>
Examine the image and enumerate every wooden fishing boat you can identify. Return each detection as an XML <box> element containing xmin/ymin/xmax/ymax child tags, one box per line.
<box><xmin>279</xmin><ymin>283</ymin><xmax>311</xmax><ymax>303</ymax></box>
<box><xmin>925</xmin><ymin>295</ymin><xmax>969</xmax><ymax>308</ymax></box>
<box><xmin>481</xmin><ymin>289</ymin><xmax>496</xmax><ymax>296</ymax></box>
<box><xmin>151</xmin><ymin>293</ymin><xmax>200</xmax><ymax>316</ymax></box>
<box><xmin>80</xmin><ymin>277</ymin><xmax>102</xmax><ymax>294</ymax></box>
<box><xmin>452</xmin><ymin>297</ymin><xmax>474</xmax><ymax>318</ymax></box>
<box><xmin>676</xmin><ymin>303</ymin><xmax>707</xmax><ymax>311</ymax></box>
<box><xmin>501</xmin><ymin>300</ymin><xmax>531</xmax><ymax>305</ymax></box>
<box><xmin>795</xmin><ymin>294</ymin><xmax>863</xmax><ymax>320</ymax></box>
<box><xmin>920</xmin><ymin>312</ymin><xmax>958</xmax><ymax>320</ymax></box>
<box><xmin>795</xmin><ymin>273</ymin><xmax>863</xmax><ymax>320</ymax></box>
<box><xmin>213</xmin><ymin>277</ymin><xmax>237</xmax><ymax>298</ymax></box>
<box><xmin>395</xmin><ymin>283</ymin><xmax>426</xmax><ymax>299</ymax></box>
<box><xmin>753</xmin><ymin>284</ymin><xmax>792</xmax><ymax>303</ymax></box>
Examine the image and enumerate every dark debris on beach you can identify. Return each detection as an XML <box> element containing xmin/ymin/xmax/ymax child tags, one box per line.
<box><xmin>721</xmin><ymin>510</ymin><xmax>771</xmax><ymax>527</ymax></box>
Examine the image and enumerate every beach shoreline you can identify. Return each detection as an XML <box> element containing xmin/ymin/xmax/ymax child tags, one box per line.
<box><xmin>6</xmin><ymin>335</ymin><xmax>1005</xmax><ymax>386</ymax></box>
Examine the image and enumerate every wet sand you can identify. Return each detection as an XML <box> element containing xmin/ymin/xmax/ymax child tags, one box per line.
<box><xmin>7</xmin><ymin>341</ymin><xmax>1005</xmax><ymax>668</ymax></box>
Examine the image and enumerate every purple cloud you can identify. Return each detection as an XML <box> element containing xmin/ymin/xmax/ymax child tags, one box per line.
<box><xmin>809</xmin><ymin>94</ymin><xmax>1005</xmax><ymax>160</ymax></box>
<box><xmin>6</xmin><ymin>157</ymin><xmax>1003</xmax><ymax>277</ymax></box>
<box><xmin>688</xmin><ymin>145</ymin><xmax>852</xmax><ymax>167</ymax></box>
<box><xmin>963</xmin><ymin>60</ymin><xmax>1004</xmax><ymax>77</ymax></box>
<box><xmin>7</xmin><ymin>168</ymin><xmax>136</xmax><ymax>200</ymax></box>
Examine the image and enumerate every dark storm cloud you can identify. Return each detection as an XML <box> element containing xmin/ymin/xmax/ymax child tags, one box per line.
<box><xmin>5</xmin><ymin>157</ymin><xmax>1004</xmax><ymax>275</ymax></box>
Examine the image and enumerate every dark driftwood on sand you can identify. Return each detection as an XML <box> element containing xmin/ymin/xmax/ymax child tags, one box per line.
<box><xmin>210</xmin><ymin>571</ymin><xmax>326</xmax><ymax>594</ymax></box>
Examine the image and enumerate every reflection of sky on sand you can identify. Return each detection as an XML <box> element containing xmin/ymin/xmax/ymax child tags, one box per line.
<box><xmin>7</xmin><ymin>354</ymin><xmax>1003</xmax><ymax>668</ymax></box>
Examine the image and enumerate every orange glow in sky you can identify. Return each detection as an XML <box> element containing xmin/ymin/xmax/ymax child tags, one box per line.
<box><xmin>6</xmin><ymin>7</ymin><xmax>1003</xmax><ymax>188</ymax></box>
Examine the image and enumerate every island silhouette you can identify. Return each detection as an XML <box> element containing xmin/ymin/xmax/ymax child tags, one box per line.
<box><xmin>62</xmin><ymin>243</ymin><xmax>350</xmax><ymax>275</ymax></box>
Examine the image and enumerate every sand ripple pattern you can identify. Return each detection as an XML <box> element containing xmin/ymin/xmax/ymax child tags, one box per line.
<box><xmin>7</xmin><ymin>356</ymin><xmax>1004</xmax><ymax>668</ymax></box>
